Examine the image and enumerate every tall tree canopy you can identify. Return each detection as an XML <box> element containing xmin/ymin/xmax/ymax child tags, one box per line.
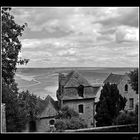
<box><xmin>94</xmin><ymin>83</ymin><xmax>127</xmax><ymax>127</ymax></box>
<box><xmin>2</xmin><ymin>7</ymin><xmax>28</xmax><ymax>86</ymax></box>
<box><xmin>2</xmin><ymin>8</ymin><xmax>42</xmax><ymax>132</ymax></box>
<box><xmin>128</xmin><ymin>68</ymin><xmax>138</xmax><ymax>94</ymax></box>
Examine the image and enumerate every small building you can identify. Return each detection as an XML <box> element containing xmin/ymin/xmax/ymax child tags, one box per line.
<box><xmin>24</xmin><ymin>95</ymin><xmax>59</xmax><ymax>132</ymax></box>
<box><xmin>36</xmin><ymin>95</ymin><xmax>59</xmax><ymax>132</ymax></box>
<box><xmin>56</xmin><ymin>71</ymin><xmax>99</xmax><ymax>128</ymax></box>
<box><xmin>103</xmin><ymin>73</ymin><xmax>138</xmax><ymax>111</ymax></box>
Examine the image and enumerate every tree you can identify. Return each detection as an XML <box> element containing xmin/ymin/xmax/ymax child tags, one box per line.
<box><xmin>1</xmin><ymin>7</ymin><xmax>32</xmax><ymax>132</ymax></box>
<box><xmin>18</xmin><ymin>90</ymin><xmax>47</xmax><ymax>121</ymax></box>
<box><xmin>2</xmin><ymin>8</ymin><xmax>28</xmax><ymax>86</ymax></box>
<box><xmin>128</xmin><ymin>68</ymin><xmax>138</xmax><ymax>94</ymax></box>
<box><xmin>94</xmin><ymin>83</ymin><xmax>127</xmax><ymax>127</ymax></box>
<box><xmin>2</xmin><ymin>82</ymin><xmax>28</xmax><ymax>131</ymax></box>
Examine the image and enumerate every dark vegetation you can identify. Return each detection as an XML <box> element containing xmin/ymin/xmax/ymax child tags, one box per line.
<box><xmin>55</xmin><ymin>106</ymin><xmax>87</xmax><ymax>131</ymax></box>
<box><xmin>94</xmin><ymin>83</ymin><xmax>127</xmax><ymax>127</ymax></box>
<box><xmin>2</xmin><ymin>8</ymin><xmax>46</xmax><ymax>132</ymax></box>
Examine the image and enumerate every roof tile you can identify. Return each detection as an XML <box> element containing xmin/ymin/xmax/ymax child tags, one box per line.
<box><xmin>104</xmin><ymin>73</ymin><xmax>125</xmax><ymax>85</ymax></box>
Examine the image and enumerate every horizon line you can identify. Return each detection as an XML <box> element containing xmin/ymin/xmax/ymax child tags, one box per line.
<box><xmin>16</xmin><ymin>66</ymin><xmax>138</xmax><ymax>68</ymax></box>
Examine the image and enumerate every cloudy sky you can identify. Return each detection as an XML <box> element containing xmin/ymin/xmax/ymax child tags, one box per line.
<box><xmin>11</xmin><ymin>7</ymin><xmax>139</xmax><ymax>68</ymax></box>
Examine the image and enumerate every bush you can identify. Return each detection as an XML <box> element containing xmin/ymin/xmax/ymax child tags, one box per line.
<box><xmin>113</xmin><ymin>111</ymin><xmax>137</xmax><ymax>125</ymax></box>
<box><xmin>66</xmin><ymin>117</ymin><xmax>87</xmax><ymax>130</ymax></box>
<box><xmin>55</xmin><ymin>117</ymin><xmax>87</xmax><ymax>131</ymax></box>
<box><xmin>55</xmin><ymin>119</ymin><xmax>67</xmax><ymax>131</ymax></box>
<box><xmin>55</xmin><ymin>106</ymin><xmax>87</xmax><ymax>131</ymax></box>
<box><xmin>57</xmin><ymin>106</ymin><xmax>79</xmax><ymax>119</ymax></box>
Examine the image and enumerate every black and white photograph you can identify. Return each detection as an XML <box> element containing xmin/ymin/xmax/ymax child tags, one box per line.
<box><xmin>1</xmin><ymin>7</ymin><xmax>139</xmax><ymax>134</ymax></box>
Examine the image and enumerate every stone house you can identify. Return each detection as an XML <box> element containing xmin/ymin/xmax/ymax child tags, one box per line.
<box><xmin>24</xmin><ymin>95</ymin><xmax>58</xmax><ymax>132</ymax></box>
<box><xmin>56</xmin><ymin>71</ymin><xmax>99</xmax><ymax>128</ymax></box>
<box><xmin>36</xmin><ymin>95</ymin><xmax>59</xmax><ymax>132</ymax></box>
<box><xmin>103</xmin><ymin>73</ymin><xmax>138</xmax><ymax>111</ymax></box>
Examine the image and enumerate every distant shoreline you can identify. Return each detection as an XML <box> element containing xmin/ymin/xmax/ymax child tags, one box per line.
<box><xmin>15</xmin><ymin>72</ymin><xmax>58</xmax><ymax>88</ymax></box>
<box><xmin>16</xmin><ymin>67</ymin><xmax>138</xmax><ymax>69</ymax></box>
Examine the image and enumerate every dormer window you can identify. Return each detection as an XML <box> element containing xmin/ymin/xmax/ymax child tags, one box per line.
<box><xmin>125</xmin><ymin>84</ymin><xmax>128</xmax><ymax>92</ymax></box>
<box><xmin>78</xmin><ymin>85</ymin><xmax>84</xmax><ymax>97</ymax></box>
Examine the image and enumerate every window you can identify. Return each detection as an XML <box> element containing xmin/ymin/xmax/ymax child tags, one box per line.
<box><xmin>78</xmin><ymin>85</ymin><xmax>84</xmax><ymax>97</ymax></box>
<box><xmin>125</xmin><ymin>84</ymin><xmax>128</xmax><ymax>92</ymax></box>
<box><xmin>49</xmin><ymin>119</ymin><xmax>55</xmax><ymax>125</ymax></box>
<box><xmin>79</xmin><ymin>104</ymin><xmax>84</xmax><ymax>113</ymax></box>
<box><xmin>129</xmin><ymin>98</ymin><xmax>134</xmax><ymax>109</ymax></box>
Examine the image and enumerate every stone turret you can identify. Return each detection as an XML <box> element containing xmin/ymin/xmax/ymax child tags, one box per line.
<box><xmin>59</xmin><ymin>73</ymin><xmax>67</xmax><ymax>86</ymax></box>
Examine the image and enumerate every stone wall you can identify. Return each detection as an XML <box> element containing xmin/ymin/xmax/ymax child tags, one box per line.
<box><xmin>118</xmin><ymin>75</ymin><xmax>138</xmax><ymax>111</ymax></box>
<box><xmin>36</xmin><ymin>118</ymin><xmax>55</xmax><ymax>132</ymax></box>
<box><xmin>2</xmin><ymin>104</ymin><xmax>6</xmax><ymax>132</ymax></box>
<box><xmin>63</xmin><ymin>99</ymin><xmax>95</xmax><ymax>128</ymax></box>
<box><xmin>64</xmin><ymin>124</ymin><xmax>138</xmax><ymax>132</ymax></box>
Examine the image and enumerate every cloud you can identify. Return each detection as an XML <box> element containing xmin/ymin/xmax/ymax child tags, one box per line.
<box><xmin>21</xmin><ymin>39</ymin><xmax>43</xmax><ymax>48</ymax></box>
<box><xmin>11</xmin><ymin>7</ymin><xmax>139</xmax><ymax>67</ymax></box>
<box><xmin>115</xmin><ymin>26</ymin><xmax>139</xmax><ymax>42</ymax></box>
<box><xmin>96</xmin><ymin>7</ymin><xmax>139</xmax><ymax>27</ymax></box>
<box><xmin>58</xmin><ymin>48</ymin><xmax>78</xmax><ymax>57</ymax></box>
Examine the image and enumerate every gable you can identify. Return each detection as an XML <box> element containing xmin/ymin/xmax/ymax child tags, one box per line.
<box><xmin>38</xmin><ymin>103</ymin><xmax>58</xmax><ymax>118</ymax></box>
<box><xmin>37</xmin><ymin>95</ymin><xmax>58</xmax><ymax>118</ymax></box>
<box><xmin>64</xmin><ymin>71</ymin><xmax>91</xmax><ymax>88</ymax></box>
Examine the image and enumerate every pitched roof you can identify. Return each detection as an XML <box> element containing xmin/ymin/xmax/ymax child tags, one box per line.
<box><xmin>45</xmin><ymin>95</ymin><xmax>59</xmax><ymax>110</ymax></box>
<box><xmin>103</xmin><ymin>73</ymin><xmax>125</xmax><ymax>85</ymax></box>
<box><xmin>92</xmin><ymin>86</ymin><xmax>101</xmax><ymax>94</ymax></box>
<box><xmin>37</xmin><ymin>95</ymin><xmax>58</xmax><ymax>118</ymax></box>
<box><xmin>64</xmin><ymin>71</ymin><xmax>91</xmax><ymax>88</ymax></box>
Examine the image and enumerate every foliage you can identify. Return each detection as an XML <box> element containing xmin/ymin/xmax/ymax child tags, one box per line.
<box><xmin>55</xmin><ymin>117</ymin><xmax>87</xmax><ymax>131</ymax></box>
<box><xmin>2</xmin><ymin>84</ymin><xmax>46</xmax><ymax>132</ymax></box>
<box><xmin>2</xmin><ymin>83</ymin><xmax>28</xmax><ymax>131</ymax></box>
<box><xmin>2</xmin><ymin>8</ymin><xmax>28</xmax><ymax>86</ymax></box>
<box><xmin>56</xmin><ymin>106</ymin><xmax>79</xmax><ymax>119</ymax></box>
<box><xmin>55</xmin><ymin>119</ymin><xmax>67</xmax><ymax>131</ymax></box>
<box><xmin>1</xmin><ymin>8</ymin><xmax>42</xmax><ymax>132</ymax></box>
<box><xmin>18</xmin><ymin>90</ymin><xmax>46</xmax><ymax>121</ymax></box>
<box><xmin>55</xmin><ymin>106</ymin><xmax>87</xmax><ymax>131</ymax></box>
<box><xmin>113</xmin><ymin>110</ymin><xmax>137</xmax><ymax>125</ymax></box>
<box><xmin>128</xmin><ymin>68</ymin><xmax>138</xmax><ymax>94</ymax></box>
<box><xmin>94</xmin><ymin>83</ymin><xmax>127</xmax><ymax>127</ymax></box>
<box><xmin>65</xmin><ymin>117</ymin><xmax>87</xmax><ymax>130</ymax></box>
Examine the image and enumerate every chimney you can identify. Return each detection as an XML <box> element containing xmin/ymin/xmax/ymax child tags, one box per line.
<box><xmin>59</xmin><ymin>73</ymin><xmax>67</xmax><ymax>86</ymax></box>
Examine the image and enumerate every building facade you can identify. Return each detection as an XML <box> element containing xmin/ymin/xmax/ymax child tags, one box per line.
<box><xmin>36</xmin><ymin>95</ymin><xmax>58</xmax><ymax>132</ymax></box>
<box><xmin>56</xmin><ymin>71</ymin><xmax>99</xmax><ymax>128</ymax></box>
<box><xmin>104</xmin><ymin>73</ymin><xmax>138</xmax><ymax>111</ymax></box>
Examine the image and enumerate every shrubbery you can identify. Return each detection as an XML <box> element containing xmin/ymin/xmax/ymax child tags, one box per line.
<box><xmin>55</xmin><ymin>117</ymin><xmax>87</xmax><ymax>131</ymax></box>
<box><xmin>55</xmin><ymin>106</ymin><xmax>87</xmax><ymax>131</ymax></box>
<box><xmin>113</xmin><ymin>110</ymin><xmax>138</xmax><ymax>125</ymax></box>
<box><xmin>56</xmin><ymin>106</ymin><xmax>79</xmax><ymax>119</ymax></box>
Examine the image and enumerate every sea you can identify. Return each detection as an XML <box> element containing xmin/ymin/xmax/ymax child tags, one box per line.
<box><xmin>15</xmin><ymin>67</ymin><xmax>136</xmax><ymax>100</ymax></box>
